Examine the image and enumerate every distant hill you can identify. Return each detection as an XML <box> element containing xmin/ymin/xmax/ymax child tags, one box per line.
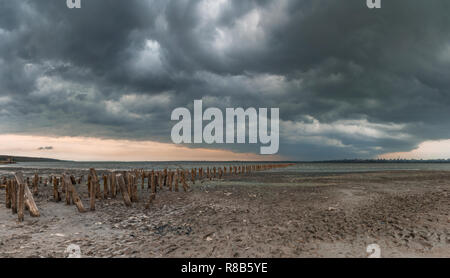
<box><xmin>0</xmin><ymin>155</ymin><xmax>65</xmax><ymax>163</ymax></box>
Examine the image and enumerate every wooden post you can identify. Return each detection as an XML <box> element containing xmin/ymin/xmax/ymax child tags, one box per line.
<box><xmin>145</xmin><ymin>170</ymin><xmax>156</xmax><ymax>209</ymax></box>
<box><xmin>110</xmin><ymin>173</ymin><xmax>116</xmax><ymax>198</ymax></box>
<box><xmin>11</xmin><ymin>180</ymin><xmax>17</xmax><ymax>214</ymax></box>
<box><xmin>191</xmin><ymin>168</ymin><xmax>196</xmax><ymax>184</ymax></box>
<box><xmin>154</xmin><ymin>172</ymin><xmax>160</xmax><ymax>190</ymax></box>
<box><xmin>17</xmin><ymin>181</ymin><xmax>24</xmax><ymax>222</ymax></box>
<box><xmin>5</xmin><ymin>179</ymin><xmax>11</xmax><ymax>209</ymax></box>
<box><xmin>147</xmin><ymin>171</ymin><xmax>151</xmax><ymax>190</ymax></box>
<box><xmin>89</xmin><ymin>177</ymin><xmax>96</xmax><ymax>211</ymax></box>
<box><xmin>168</xmin><ymin>171</ymin><xmax>173</xmax><ymax>192</ymax></box>
<box><xmin>126</xmin><ymin>173</ymin><xmax>132</xmax><ymax>198</ymax></box>
<box><xmin>87</xmin><ymin>175</ymin><xmax>95</xmax><ymax>211</ymax></box>
<box><xmin>163</xmin><ymin>169</ymin><xmax>168</xmax><ymax>187</ymax></box>
<box><xmin>132</xmin><ymin>174</ymin><xmax>139</xmax><ymax>202</ymax></box>
<box><xmin>174</xmin><ymin>173</ymin><xmax>179</xmax><ymax>192</ymax></box>
<box><xmin>15</xmin><ymin>172</ymin><xmax>40</xmax><ymax>217</ymax></box>
<box><xmin>63</xmin><ymin>174</ymin><xmax>85</xmax><ymax>213</ymax></box>
<box><xmin>15</xmin><ymin>172</ymin><xmax>40</xmax><ymax>221</ymax></box>
<box><xmin>103</xmin><ymin>175</ymin><xmax>109</xmax><ymax>199</ymax></box>
<box><xmin>64</xmin><ymin>176</ymin><xmax>71</xmax><ymax>205</ymax></box>
<box><xmin>70</xmin><ymin>175</ymin><xmax>76</xmax><ymax>185</ymax></box>
<box><xmin>116</xmin><ymin>174</ymin><xmax>132</xmax><ymax>207</ymax></box>
<box><xmin>33</xmin><ymin>173</ymin><xmax>38</xmax><ymax>196</ymax></box>
<box><xmin>181</xmin><ymin>172</ymin><xmax>188</xmax><ymax>192</ymax></box>
<box><xmin>89</xmin><ymin>168</ymin><xmax>102</xmax><ymax>200</ymax></box>
<box><xmin>159</xmin><ymin>172</ymin><xmax>163</xmax><ymax>190</ymax></box>
<box><xmin>150</xmin><ymin>171</ymin><xmax>155</xmax><ymax>193</ymax></box>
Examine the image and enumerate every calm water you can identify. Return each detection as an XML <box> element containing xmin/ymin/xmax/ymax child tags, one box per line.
<box><xmin>2</xmin><ymin>161</ymin><xmax>450</xmax><ymax>175</ymax></box>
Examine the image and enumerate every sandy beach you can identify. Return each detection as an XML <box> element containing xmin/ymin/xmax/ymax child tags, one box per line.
<box><xmin>0</xmin><ymin>168</ymin><xmax>449</xmax><ymax>258</ymax></box>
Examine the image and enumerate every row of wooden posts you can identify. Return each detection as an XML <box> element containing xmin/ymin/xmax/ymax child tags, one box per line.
<box><xmin>1</xmin><ymin>163</ymin><xmax>294</xmax><ymax>222</ymax></box>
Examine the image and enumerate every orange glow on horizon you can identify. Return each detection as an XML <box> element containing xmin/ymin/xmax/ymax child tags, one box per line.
<box><xmin>0</xmin><ymin>134</ymin><xmax>283</xmax><ymax>162</ymax></box>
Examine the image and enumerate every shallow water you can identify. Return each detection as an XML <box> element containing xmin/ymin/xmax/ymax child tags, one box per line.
<box><xmin>2</xmin><ymin>161</ymin><xmax>450</xmax><ymax>176</ymax></box>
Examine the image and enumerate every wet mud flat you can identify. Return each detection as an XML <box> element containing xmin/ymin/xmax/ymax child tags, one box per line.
<box><xmin>0</xmin><ymin>170</ymin><xmax>449</xmax><ymax>258</ymax></box>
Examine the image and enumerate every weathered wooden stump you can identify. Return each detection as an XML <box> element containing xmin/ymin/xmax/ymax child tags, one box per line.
<box><xmin>11</xmin><ymin>180</ymin><xmax>17</xmax><ymax>214</ymax></box>
<box><xmin>116</xmin><ymin>174</ymin><xmax>132</xmax><ymax>207</ymax></box>
<box><xmin>15</xmin><ymin>172</ymin><xmax>40</xmax><ymax>219</ymax></box>
<box><xmin>63</xmin><ymin>174</ymin><xmax>85</xmax><ymax>213</ymax></box>
<box><xmin>5</xmin><ymin>179</ymin><xmax>11</xmax><ymax>209</ymax></box>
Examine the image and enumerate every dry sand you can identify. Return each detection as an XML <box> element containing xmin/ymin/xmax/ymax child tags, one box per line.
<box><xmin>0</xmin><ymin>169</ymin><xmax>449</xmax><ymax>258</ymax></box>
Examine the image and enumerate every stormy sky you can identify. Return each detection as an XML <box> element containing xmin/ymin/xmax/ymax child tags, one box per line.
<box><xmin>1</xmin><ymin>0</ymin><xmax>450</xmax><ymax>161</ymax></box>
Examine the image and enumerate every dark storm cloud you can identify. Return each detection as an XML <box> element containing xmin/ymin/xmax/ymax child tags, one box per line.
<box><xmin>1</xmin><ymin>0</ymin><xmax>449</xmax><ymax>160</ymax></box>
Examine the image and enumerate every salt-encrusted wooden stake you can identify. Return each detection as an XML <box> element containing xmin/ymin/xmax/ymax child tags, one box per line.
<box><xmin>158</xmin><ymin>171</ymin><xmax>163</xmax><ymax>190</ymax></box>
<box><xmin>116</xmin><ymin>174</ymin><xmax>132</xmax><ymax>207</ymax></box>
<box><xmin>132</xmin><ymin>174</ymin><xmax>139</xmax><ymax>202</ymax></box>
<box><xmin>163</xmin><ymin>169</ymin><xmax>168</xmax><ymax>187</ymax></box>
<box><xmin>11</xmin><ymin>180</ymin><xmax>17</xmax><ymax>214</ymax></box>
<box><xmin>63</xmin><ymin>174</ymin><xmax>85</xmax><ymax>213</ymax></box>
<box><xmin>174</xmin><ymin>173</ymin><xmax>179</xmax><ymax>192</ymax></box>
<box><xmin>5</xmin><ymin>179</ymin><xmax>11</xmax><ymax>209</ymax></box>
<box><xmin>218</xmin><ymin>168</ymin><xmax>223</xmax><ymax>179</ymax></box>
<box><xmin>103</xmin><ymin>175</ymin><xmax>109</xmax><ymax>199</ymax></box>
<box><xmin>172</xmin><ymin>171</ymin><xmax>175</xmax><ymax>190</ymax></box>
<box><xmin>15</xmin><ymin>172</ymin><xmax>40</xmax><ymax>218</ymax></box>
<box><xmin>110</xmin><ymin>173</ymin><xmax>117</xmax><ymax>198</ymax></box>
<box><xmin>89</xmin><ymin>177</ymin><xmax>96</xmax><ymax>211</ymax></box>
<box><xmin>159</xmin><ymin>172</ymin><xmax>163</xmax><ymax>190</ymax></box>
<box><xmin>213</xmin><ymin>167</ymin><xmax>216</xmax><ymax>179</ymax></box>
<box><xmin>64</xmin><ymin>176</ymin><xmax>71</xmax><ymax>205</ymax></box>
<box><xmin>167</xmin><ymin>171</ymin><xmax>171</xmax><ymax>191</ymax></box>
<box><xmin>150</xmin><ymin>173</ymin><xmax>156</xmax><ymax>195</ymax></box>
<box><xmin>89</xmin><ymin>168</ymin><xmax>101</xmax><ymax>200</ymax></box>
<box><xmin>191</xmin><ymin>168</ymin><xmax>196</xmax><ymax>184</ymax></box>
<box><xmin>181</xmin><ymin>172</ymin><xmax>189</xmax><ymax>192</ymax></box>
<box><xmin>32</xmin><ymin>173</ymin><xmax>38</xmax><ymax>196</ymax></box>
<box><xmin>145</xmin><ymin>170</ymin><xmax>156</xmax><ymax>209</ymax></box>
<box><xmin>87</xmin><ymin>175</ymin><xmax>92</xmax><ymax>195</ymax></box>
<box><xmin>141</xmin><ymin>172</ymin><xmax>145</xmax><ymax>190</ymax></box>
<box><xmin>150</xmin><ymin>171</ymin><xmax>155</xmax><ymax>193</ymax></box>
<box><xmin>155</xmin><ymin>172</ymin><xmax>160</xmax><ymax>190</ymax></box>
<box><xmin>17</xmin><ymin>181</ymin><xmax>24</xmax><ymax>222</ymax></box>
<box><xmin>126</xmin><ymin>173</ymin><xmax>132</xmax><ymax>197</ymax></box>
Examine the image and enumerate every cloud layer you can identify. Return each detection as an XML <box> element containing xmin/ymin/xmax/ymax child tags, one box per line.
<box><xmin>1</xmin><ymin>0</ymin><xmax>450</xmax><ymax>160</ymax></box>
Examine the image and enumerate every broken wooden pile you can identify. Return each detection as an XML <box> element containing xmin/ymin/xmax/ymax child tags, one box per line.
<box><xmin>1</xmin><ymin>163</ymin><xmax>294</xmax><ymax>222</ymax></box>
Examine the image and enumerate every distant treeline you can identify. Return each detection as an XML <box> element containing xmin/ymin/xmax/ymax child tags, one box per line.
<box><xmin>0</xmin><ymin>155</ymin><xmax>64</xmax><ymax>162</ymax></box>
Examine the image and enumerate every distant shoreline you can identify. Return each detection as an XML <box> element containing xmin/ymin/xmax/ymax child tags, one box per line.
<box><xmin>2</xmin><ymin>154</ymin><xmax>450</xmax><ymax>164</ymax></box>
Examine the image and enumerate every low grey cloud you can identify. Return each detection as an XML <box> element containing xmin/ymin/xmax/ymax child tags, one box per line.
<box><xmin>38</xmin><ymin>146</ymin><xmax>53</xmax><ymax>151</ymax></box>
<box><xmin>1</xmin><ymin>0</ymin><xmax>449</xmax><ymax>160</ymax></box>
